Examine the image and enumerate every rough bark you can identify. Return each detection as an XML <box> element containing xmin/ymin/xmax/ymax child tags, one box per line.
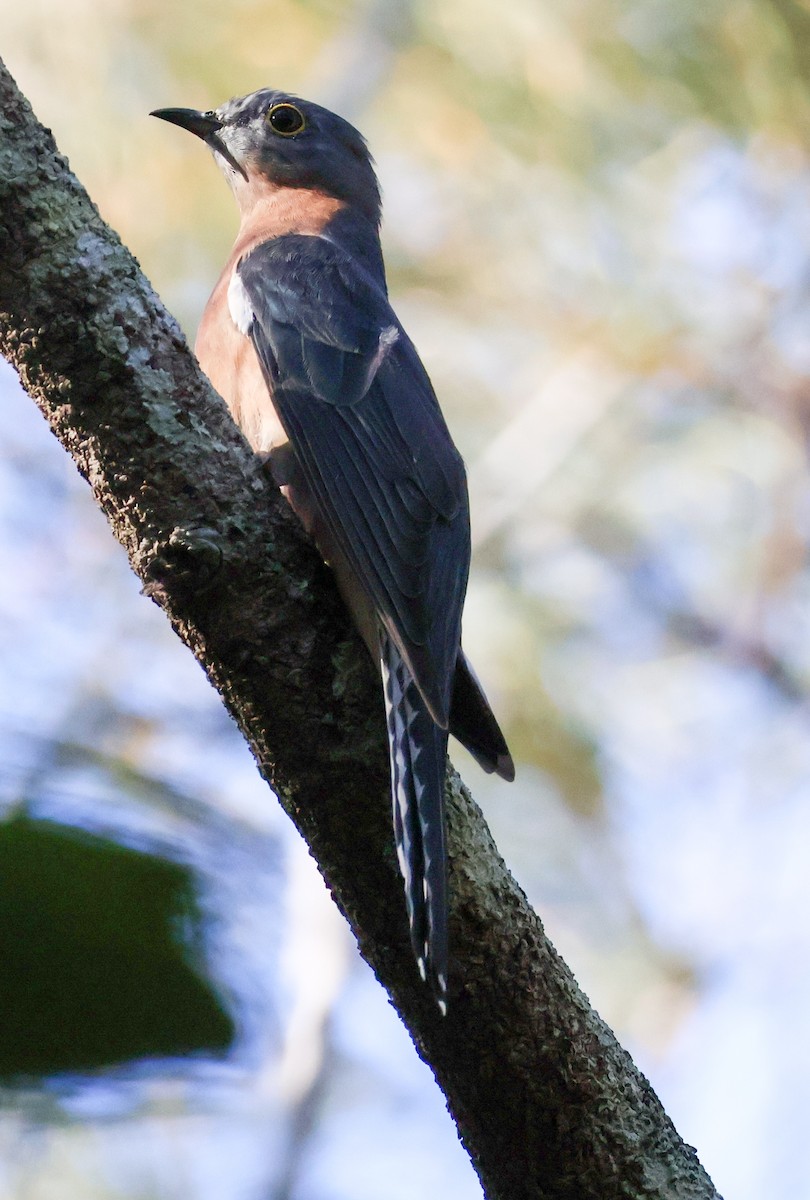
<box><xmin>0</xmin><ymin>57</ymin><xmax>721</xmax><ymax>1200</ymax></box>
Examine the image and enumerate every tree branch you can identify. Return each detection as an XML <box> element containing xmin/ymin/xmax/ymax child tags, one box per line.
<box><xmin>0</xmin><ymin>58</ymin><xmax>720</xmax><ymax>1200</ymax></box>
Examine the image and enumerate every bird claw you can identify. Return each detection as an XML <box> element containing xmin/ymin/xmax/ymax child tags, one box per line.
<box><xmin>257</xmin><ymin>443</ymin><xmax>296</xmax><ymax>488</ymax></box>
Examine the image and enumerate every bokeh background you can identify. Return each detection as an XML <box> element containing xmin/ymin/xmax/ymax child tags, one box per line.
<box><xmin>3</xmin><ymin>0</ymin><xmax>810</xmax><ymax>1196</ymax></box>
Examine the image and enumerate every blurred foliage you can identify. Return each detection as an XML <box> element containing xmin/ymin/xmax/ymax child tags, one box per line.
<box><xmin>0</xmin><ymin>814</ymin><xmax>234</xmax><ymax>1076</ymax></box>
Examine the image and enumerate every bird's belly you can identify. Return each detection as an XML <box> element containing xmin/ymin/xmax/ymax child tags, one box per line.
<box><xmin>195</xmin><ymin>309</ymin><xmax>287</xmax><ymax>455</ymax></box>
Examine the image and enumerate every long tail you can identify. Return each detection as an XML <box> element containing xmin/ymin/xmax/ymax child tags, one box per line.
<box><xmin>380</xmin><ymin>631</ymin><xmax>449</xmax><ymax>1011</ymax></box>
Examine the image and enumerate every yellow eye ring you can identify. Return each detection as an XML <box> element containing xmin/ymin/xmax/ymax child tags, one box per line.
<box><xmin>266</xmin><ymin>103</ymin><xmax>306</xmax><ymax>137</ymax></box>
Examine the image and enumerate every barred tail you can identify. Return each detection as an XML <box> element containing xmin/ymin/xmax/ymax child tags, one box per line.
<box><xmin>380</xmin><ymin>631</ymin><xmax>449</xmax><ymax>1012</ymax></box>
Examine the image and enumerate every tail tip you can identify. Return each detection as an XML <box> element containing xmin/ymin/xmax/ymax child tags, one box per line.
<box><xmin>417</xmin><ymin>955</ymin><xmax>448</xmax><ymax>1015</ymax></box>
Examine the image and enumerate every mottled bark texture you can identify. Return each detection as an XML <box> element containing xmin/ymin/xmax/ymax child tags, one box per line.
<box><xmin>0</xmin><ymin>58</ymin><xmax>720</xmax><ymax>1200</ymax></box>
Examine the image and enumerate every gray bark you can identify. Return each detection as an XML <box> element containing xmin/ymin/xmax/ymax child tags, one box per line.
<box><xmin>0</xmin><ymin>57</ymin><xmax>721</xmax><ymax>1200</ymax></box>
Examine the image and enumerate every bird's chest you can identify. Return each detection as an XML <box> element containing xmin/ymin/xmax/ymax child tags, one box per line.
<box><xmin>195</xmin><ymin>268</ymin><xmax>287</xmax><ymax>455</ymax></box>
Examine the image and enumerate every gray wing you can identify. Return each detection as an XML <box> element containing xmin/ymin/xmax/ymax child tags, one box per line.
<box><xmin>238</xmin><ymin>234</ymin><xmax>470</xmax><ymax>727</ymax></box>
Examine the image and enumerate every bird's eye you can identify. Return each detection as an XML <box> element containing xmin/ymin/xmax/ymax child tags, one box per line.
<box><xmin>266</xmin><ymin>103</ymin><xmax>306</xmax><ymax>137</ymax></box>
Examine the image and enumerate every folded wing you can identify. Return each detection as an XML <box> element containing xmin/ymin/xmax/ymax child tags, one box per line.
<box><xmin>238</xmin><ymin>234</ymin><xmax>470</xmax><ymax>727</ymax></box>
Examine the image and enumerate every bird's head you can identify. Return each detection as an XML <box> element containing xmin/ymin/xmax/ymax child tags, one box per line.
<box><xmin>151</xmin><ymin>89</ymin><xmax>381</xmax><ymax>225</ymax></box>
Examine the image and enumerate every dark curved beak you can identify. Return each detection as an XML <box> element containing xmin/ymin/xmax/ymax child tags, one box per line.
<box><xmin>150</xmin><ymin>107</ymin><xmax>223</xmax><ymax>138</ymax></box>
<box><xmin>150</xmin><ymin>107</ymin><xmax>248</xmax><ymax>181</ymax></box>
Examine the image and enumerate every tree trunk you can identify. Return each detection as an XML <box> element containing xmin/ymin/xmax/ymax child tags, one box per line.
<box><xmin>0</xmin><ymin>57</ymin><xmax>721</xmax><ymax>1200</ymax></box>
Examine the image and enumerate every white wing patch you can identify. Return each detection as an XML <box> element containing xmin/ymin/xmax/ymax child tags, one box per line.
<box><xmin>356</xmin><ymin>324</ymin><xmax>399</xmax><ymax>400</ymax></box>
<box><xmin>228</xmin><ymin>268</ymin><xmax>255</xmax><ymax>336</ymax></box>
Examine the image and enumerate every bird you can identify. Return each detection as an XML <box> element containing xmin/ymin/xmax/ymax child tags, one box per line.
<box><xmin>151</xmin><ymin>89</ymin><xmax>514</xmax><ymax>1010</ymax></box>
